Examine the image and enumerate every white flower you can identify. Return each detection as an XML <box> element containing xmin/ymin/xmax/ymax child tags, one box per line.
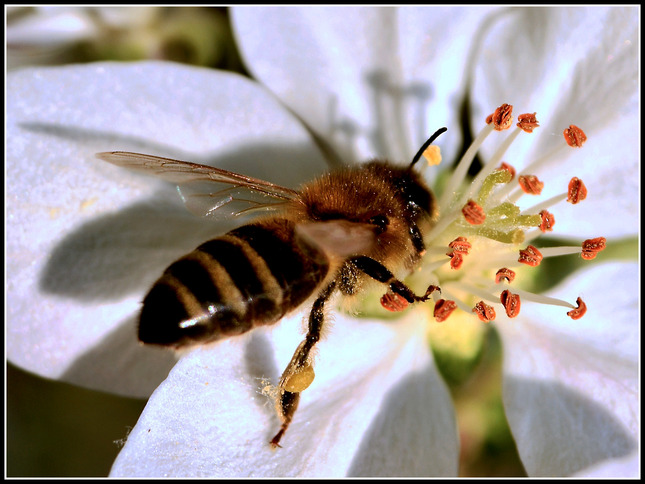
<box><xmin>7</xmin><ymin>6</ymin><xmax>638</xmax><ymax>477</ymax></box>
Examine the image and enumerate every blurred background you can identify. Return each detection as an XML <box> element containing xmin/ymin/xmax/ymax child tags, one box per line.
<box><xmin>6</xmin><ymin>6</ymin><xmax>525</xmax><ymax>477</ymax></box>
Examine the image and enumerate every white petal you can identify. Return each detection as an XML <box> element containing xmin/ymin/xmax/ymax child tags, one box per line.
<box><xmin>473</xmin><ymin>7</ymin><xmax>638</xmax><ymax>135</ymax></box>
<box><xmin>7</xmin><ymin>62</ymin><xmax>328</xmax><ymax>396</ymax></box>
<box><xmin>233</xmin><ymin>6</ymin><xmax>494</xmax><ymax>164</ymax></box>
<box><xmin>498</xmin><ymin>262</ymin><xmax>638</xmax><ymax>476</ymax></box>
<box><xmin>531</xmin><ymin>111</ymin><xmax>639</xmax><ymax>239</ymax></box>
<box><xmin>111</xmin><ymin>311</ymin><xmax>459</xmax><ymax>477</ymax></box>
<box><xmin>470</xmin><ymin>7</ymin><xmax>638</xmax><ymax>238</ymax></box>
<box><xmin>572</xmin><ymin>451</ymin><xmax>639</xmax><ymax>478</ymax></box>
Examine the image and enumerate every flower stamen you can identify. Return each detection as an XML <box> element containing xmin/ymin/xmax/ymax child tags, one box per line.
<box><xmin>516</xmin><ymin>112</ymin><xmax>540</xmax><ymax>133</ymax></box>
<box><xmin>462</xmin><ymin>200</ymin><xmax>486</xmax><ymax>225</ymax></box>
<box><xmin>472</xmin><ymin>301</ymin><xmax>496</xmax><ymax>322</ymax></box>
<box><xmin>380</xmin><ymin>291</ymin><xmax>410</xmax><ymax>312</ymax></box>
<box><xmin>518</xmin><ymin>175</ymin><xmax>544</xmax><ymax>195</ymax></box>
<box><xmin>418</xmin><ymin>104</ymin><xmax>600</xmax><ymax>326</ymax></box>
<box><xmin>448</xmin><ymin>236</ymin><xmax>471</xmax><ymax>254</ymax></box>
<box><xmin>504</xmin><ymin>287</ymin><xmax>587</xmax><ymax>320</ymax></box>
<box><xmin>448</xmin><ymin>252</ymin><xmax>464</xmax><ymax>270</ymax></box>
<box><xmin>437</xmin><ymin>123</ymin><xmax>495</xmax><ymax>212</ymax></box>
<box><xmin>486</xmin><ymin>103</ymin><xmax>513</xmax><ymax>131</ymax></box>
<box><xmin>567</xmin><ymin>177</ymin><xmax>588</xmax><ymax>204</ymax></box>
<box><xmin>446</xmin><ymin>237</ymin><xmax>471</xmax><ymax>270</ymax></box>
<box><xmin>563</xmin><ymin>125</ymin><xmax>587</xmax><ymax>148</ymax></box>
<box><xmin>433</xmin><ymin>299</ymin><xmax>457</xmax><ymax>322</ymax></box>
<box><xmin>498</xmin><ymin>162</ymin><xmax>516</xmax><ymax>179</ymax></box>
<box><xmin>567</xmin><ymin>297</ymin><xmax>587</xmax><ymax>320</ymax></box>
<box><xmin>495</xmin><ymin>268</ymin><xmax>516</xmax><ymax>284</ymax></box>
<box><xmin>518</xmin><ymin>245</ymin><xmax>543</xmax><ymax>267</ymax></box>
<box><xmin>500</xmin><ymin>290</ymin><xmax>521</xmax><ymax>318</ymax></box>
<box><xmin>581</xmin><ymin>237</ymin><xmax>607</xmax><ymax>260</ymax></box>
<box><xmin>538</xmin><ymin>210</ymin><xmax>555</xmax><ymax>232</ymax></box>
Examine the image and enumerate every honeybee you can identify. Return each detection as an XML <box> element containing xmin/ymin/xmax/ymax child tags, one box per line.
<box><xmin>96</xmin><ymin>127</ymin><xmax>446</xmax><ymax>448</ymax></box>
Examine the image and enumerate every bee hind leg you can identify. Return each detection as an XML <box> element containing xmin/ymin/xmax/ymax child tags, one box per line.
<box><xmin>270</xmin><ymin>390</ymin><xmax>299</xmax><ymax>448</ymax></box>
<box><xmin>270</xmin><ymin>281</ymin><xmax>337</xmax><ymax>448</ymax></box>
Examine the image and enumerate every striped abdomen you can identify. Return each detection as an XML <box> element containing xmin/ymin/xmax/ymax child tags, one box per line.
<box><xmin>138</xmin><ymin>219</ymin><xmax>329</xmax><ymax>347</ymax></box>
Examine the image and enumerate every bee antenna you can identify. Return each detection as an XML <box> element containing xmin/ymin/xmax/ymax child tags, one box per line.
<box><xmin>409</xmin><ymin>127</ymin><xmax>448</xmax><ymax>169</ymax></box>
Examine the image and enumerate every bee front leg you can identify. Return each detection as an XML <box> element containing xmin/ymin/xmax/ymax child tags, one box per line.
<box><xmin>349</xmin><ymin>255</ymin><xmax>439</xmax><ymax>305</ymax></box>
<box><xmin>270</xmin><ymin>281</ymin><xmax>336</xmax><ymax>448</ymax></box>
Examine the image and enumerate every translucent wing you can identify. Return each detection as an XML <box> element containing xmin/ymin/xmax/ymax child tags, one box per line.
<box><xmin>96</xmin><ymin>151</ymin><xmax>302</xmax><ymax>218</ymax></box>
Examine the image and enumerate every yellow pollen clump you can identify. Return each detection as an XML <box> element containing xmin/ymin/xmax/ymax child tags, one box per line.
<box><xmin>282</xmin><ymin>362</ymin><xmax>315</xmax><ymax>393</ymax></box>
<box><xmin>423</xmin><ymin>145</ymin><xmax>442</xmax><ymax>166</ymax></box>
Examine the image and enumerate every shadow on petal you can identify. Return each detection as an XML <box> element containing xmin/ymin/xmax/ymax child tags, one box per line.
<box><xmin>19</xmin><ymin>121</ymin><xmax>175</xmax><ymax>155</ymax></box>
<box><xmin>363</xmin><ymin>69</ymin><xmax>434</xmax><ymax>161</ymax></box>
<box><xmin>61</xmin><ymin>314</ymin><xmax>178</xmax><ymax>398</ymax></box>
<box><xmin>505</xmin><ymin>376</ymin><xmax>637</xmax><ymax>477</ymax></box>
<box><xmin>243</xmin><ymin>330</ymin><xmax>281</xmax><ymax>419</ymax></box>
<box><xmin>39</xmin><ymin>197</ymin><xmax>223</xmax><ymax>301</ymax></box>
<box><xmin>347</xmin><ymin>362</ymin><xmax>458</xmax><ymax>477</ymax></box>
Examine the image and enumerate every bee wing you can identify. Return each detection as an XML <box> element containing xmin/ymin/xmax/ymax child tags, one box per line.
<box><xmin>96</xmin><ymin>151</ymin><xmax>301</xmax><ymax>218</ymax></box>
<box><xmin>295</xmin><ymin>220</ymin><xmax>378</xmax><ymax>258</ymax></box>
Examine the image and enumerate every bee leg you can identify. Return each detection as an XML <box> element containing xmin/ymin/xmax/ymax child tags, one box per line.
<box><xmin>270</xmin><ymin>390</ymin><xmax>300</xmax><ymax>448</ymax></box>
<box><xmin>349</xmin><ymin>255</ymin><xmax>439</xmax><ymax>303</ymax></box>
<box><xmin>270</xmin><ymin>281</ymin><xmax>336</xmax><ymax>448</ymax></box>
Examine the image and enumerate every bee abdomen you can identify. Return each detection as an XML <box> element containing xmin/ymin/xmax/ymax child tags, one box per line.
<box><xmin>139</xmin><ymin>220</ymin><xmax>329</xmax><ymax>347</ymax></box>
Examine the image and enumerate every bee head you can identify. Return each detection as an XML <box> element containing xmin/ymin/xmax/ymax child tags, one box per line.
<box><xmin>365</xmin><ymin>127</ymin><xmax>446</xmax><ymax>222</ymax></box>
<box><xmin>362</xmin><ymin>159</ymin><xmax>437</xmax><ymax>235</ymax></box>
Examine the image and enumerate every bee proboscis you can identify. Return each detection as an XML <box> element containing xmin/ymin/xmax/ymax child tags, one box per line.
<box><xmin>96</xmin><ymin>127</ymin><xmax>446</xmax><ymax>448</ymax></box>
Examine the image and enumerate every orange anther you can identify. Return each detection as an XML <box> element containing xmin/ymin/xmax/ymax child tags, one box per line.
<box><xmin>448</xmin><ymin>236</ymin><xmax>471</xmax><ymax>254</ymax></box>
<box><xmin>448</xmin><ymin>252</ymin><xmax>464</xmax><ymax>270</ymax></box>
<box><xmin>567</xmin><ymin>297</ymin><xmax>587</xmax><ymax>320</ymax></box>
<box><xmin>486</xmin><ymin>103</ymin><xmax>513</xmax><ymax>131</ymax></box>
<box><xmin>518</xmin><ymin>245</ymin><xmax>543</xmax><ymax>267</ymax></box>
<box><xmin>472</xmin><ymin>301</ymin><xmax>496</xmax><ymax>322</ymax></box>
<box><xmin>498</xmin><ymin>162</ymin><xmax>516</xmax><ymax>180</ymax></box>
<box><xmin>495</xmin><ymin>268</ymin><xmax>516</xmax><ymax>284</ymax></box>
<box><xmin>581</xmin><ymin>237</ymin><xmax>606</xmax><ymax>260</ymax></box>
<box><xmin>518</xmin><ymin>175</ymin><xmax>544</xmax><ymax>195</ymax></box>
<box><xmin>563</xmin><ymin>125</ymin><xmax>587</xmax><ymax>148</ymax></box>
<box><xmin>567</xmin><ymin>177</ymin><xmax>588</xmax><ymax>204</ymax></box>
<box><xmin>434</xmin><ymin>299</ymin><xmax>457</xmax><ymax>322</ymax></box>
<box><xmin>500</xmin><ymin>290</ymin><xmax>521</xmax><ymax>318</ymax></box>
<box><xmin>517</xmin><ymin>112</ymin><xmax>540</xmax><ymax>133</ymax></box>
<box><xmin>380</xmin><ymin>291</ymin><xmax>409</xmax><ymax>312</ymax></box>
<box><xmin>462</xmin><ymin>200</ymin><xmax>486</xmax><ymax>225</ymax></box>
<box><xmin>539</xmin><ymin>210</ymin><xmax>555</xmax><ymax>232</ymax></box>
